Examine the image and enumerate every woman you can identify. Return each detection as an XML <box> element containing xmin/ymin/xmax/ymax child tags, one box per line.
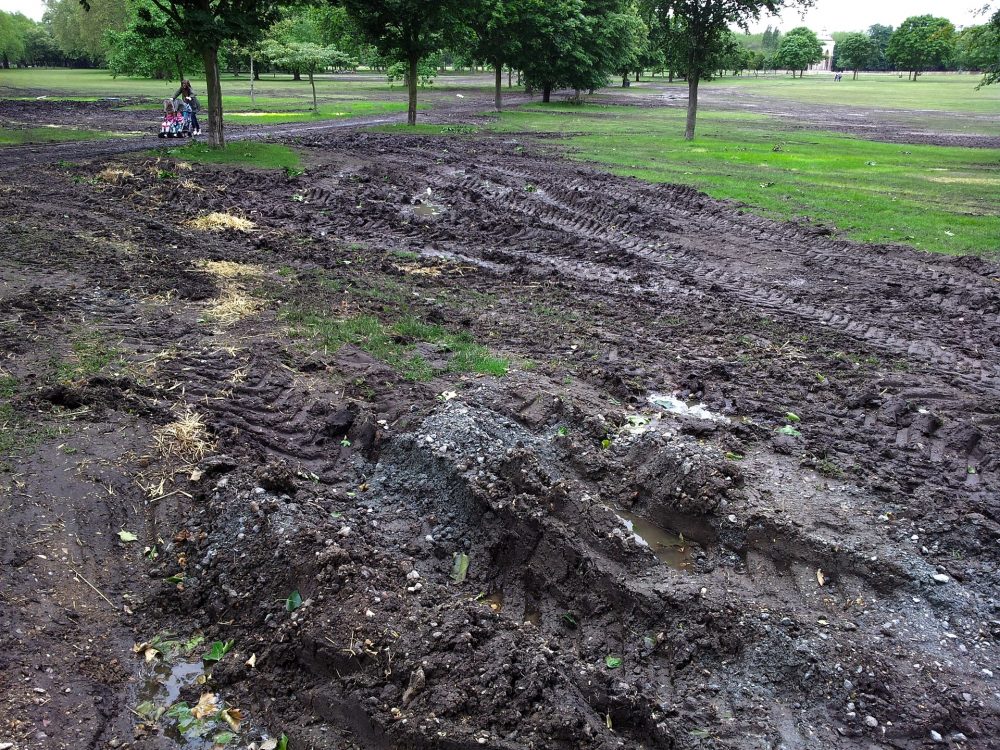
<box><xmin>173</xmin><ymin>79</ymin><xmax>201</xmax><ymax>136</ymax></box>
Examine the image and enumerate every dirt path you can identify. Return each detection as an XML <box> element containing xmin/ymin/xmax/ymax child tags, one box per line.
<box><xmin>1</xmin><ymin>128</ymin><xmax>998</xmax><ymax>750</ymax></box>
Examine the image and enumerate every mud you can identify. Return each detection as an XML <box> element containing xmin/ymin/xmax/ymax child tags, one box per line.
<box><xmin>1</xmin><ymin>124</ymin><xmax>999</xmax><ymax>750</ymax></box>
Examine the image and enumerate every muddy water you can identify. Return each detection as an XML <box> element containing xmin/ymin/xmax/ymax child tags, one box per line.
<box><xmin>614</xmin><ymin>508</ymin><xmax>695</xmax><ymax>570</ymax></box>
<box><xmin>139</xmin><ymin>660</ymin><xmax>203</xmax><ymax>706</ymax></box>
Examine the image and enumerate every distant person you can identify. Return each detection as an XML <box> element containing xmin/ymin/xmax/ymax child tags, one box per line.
<box><xmin>173</xmin><ymin>80</ymin><xmax>201</xmax><ymax>136</ymax></box>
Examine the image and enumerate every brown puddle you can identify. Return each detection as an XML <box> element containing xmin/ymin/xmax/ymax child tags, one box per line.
<box><xmin>614</xmin><ymin>508</ymin><xmax>695</xmax><ymax>571</ymax></box>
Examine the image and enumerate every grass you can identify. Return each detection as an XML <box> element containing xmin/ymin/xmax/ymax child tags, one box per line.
<box><xmin>152</xmin><ymin>141</ymin><xmax>302</xmax><ymax>171</ymax></box>
<box><xmin>371</xmin><ymin>123</ymin><xmax>480</xmax><ymax>136</ymax></box>
<box><xmin>0</xmin><ymin>125</ymin><xmax>119</xmax><ymax>145</ymax></box>
<box><xmin>125</xmin><ymin>98</ymin><xmax>407</xmax><ymax>124</ymax></box>
<box><xmin>282</xmin><ymin>308</ymin><xmax>509</xmax><ymax>381</ymax></box>
<box><xmin>56</xmin><ymin>332</ymin><xmax>122</xmax><ymax>383</ymax></box>
<box><xmin>495</xmin><ymin>104</ymin><xmax>1000</xmax><ymax>256</ymax></box>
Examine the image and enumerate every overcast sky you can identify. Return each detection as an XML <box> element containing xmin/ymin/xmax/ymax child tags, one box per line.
<box><xmin>0</xmin><ymin>0</ymin><xmax>989</xmax><ymax>29</ymax></box>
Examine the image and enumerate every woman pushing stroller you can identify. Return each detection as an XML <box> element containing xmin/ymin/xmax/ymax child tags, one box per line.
<box><xmin>173</xmin><ymin>80</ymin><xmax>201</xmax><ymax>136</ymax></box>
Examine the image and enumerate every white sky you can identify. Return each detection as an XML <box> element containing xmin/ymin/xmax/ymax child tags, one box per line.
<box><xmin>748</xmin><ymin>0</ymin><xmax>986</xmax><ymax>33</ymax></box>
<box><xmin>0</xmin><ymin>0</ymin><xmax>990</xmax><ymax>29</ymax></box>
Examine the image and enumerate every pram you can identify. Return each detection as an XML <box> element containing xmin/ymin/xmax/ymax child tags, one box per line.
<box><xmin>159</xmin><ymin>97</ymin><xmax>193</xmax><ymax>138</ymax></box>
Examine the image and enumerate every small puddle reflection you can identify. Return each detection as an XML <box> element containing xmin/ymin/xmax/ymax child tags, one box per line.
<box><xmin>139</xmin><ymin>660</ymin><xmax>203</xmax><ymax>706</ymax></box>
<box><xmin>615</xmin><ymin>509</ymin><xmax>695</xmax><ymax>571</ymax></box>
<box><xmin>409</xmin><ymin>200</ymin><xmax>443</xmax><ymax>217</ymax></box>
<box><xmin>481</xmin><ymin>591</ymin><xmax>504</xmax><ymax>613</ymax></box>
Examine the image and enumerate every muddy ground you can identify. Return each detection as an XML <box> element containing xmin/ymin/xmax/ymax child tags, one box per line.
<box><xmin>1</xmin><ymin>115</ymin><xmax>999</xmax><ymax>750</ymax></box>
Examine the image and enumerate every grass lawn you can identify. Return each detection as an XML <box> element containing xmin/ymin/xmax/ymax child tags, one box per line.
<box><xmin>150</xmin><ymin>141</ymin><xmax>302</xmax><ymax>171</ymax></box>
<box><xmin>625</xmin><ymin>72</ymin><xmax>1000</xmax><ymax>115</ymax></box>
<box><xmin>0</xmin><ymin>125</ymin><xmax>120</xmax><ymax>144</ymax></box>
<box><xmin>495</xmin><ymin>104</ymin><xmax>1000</xmax><ymax>256</ymax></box>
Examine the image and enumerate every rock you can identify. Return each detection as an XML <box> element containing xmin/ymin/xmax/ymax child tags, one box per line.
<box><xmin>929</xmin><ymin>730</ymin><xmax>943</xmax><ymax>743</ymax></box>
<box><xmin>338</xmin><ymin>526</ymin><xmax>352</xmax><ymax>537</ymax></box>
<box><xmin>864</xmin><ymin>716</ymin><xmax>878</xmax><ymax>728</ymax></box>
<box><xmin>402</xmin><ymin>667</ymin><xmax>426</xmax><ymax>706</ymax></box>
<box><xmin>932</xmin><ymin>573</ymin><xmax>950</xmax><ymax>584</ymax></box>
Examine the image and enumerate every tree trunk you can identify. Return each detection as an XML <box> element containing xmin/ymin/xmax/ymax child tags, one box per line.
<box><xmin>622</xmin><ymin>72</ymin><xmax>629</xmax><ymax>87</ymax></box>
<box><xmin>201</xmin><ymin>44</ymin><xmax>225</xmax><ymax>148</ymax></box>
<box><xmin>684</xmin><ymin>76</ymin><xmax>699</xmax><ymax>141</ymax></box>
<box><xmin>407</xmin><ymin>54</ymin><xmax>418</xmax><ymax>125</ymax></box>
<box><xmin>250</xmin><ymin>56</ymin><xmax>255</xmax><ymax>102</ymax></box>
<box><xmin>668</xmin><ymin>69</ymin><xmax>674</xmax><ymax>83</ymax></box>
<box><xmin>309</xmin><ymin>71</ymin><xmax>317</xmax><ymax>111</ymax></box>
<box><xmin>853</xmin><ymin>69</ymin><xmax>858</xmax><ymax>80</ymax></box>
<box><xmin>292</xmin><ymin>71</ymin><xmax>301</xmax><ymax>81</ymax></box>
<box><xmin>494</xmin><ymin>62</ymin><xmax>502</xmax><ymax>111</ymax></box>
<box><xmin>635</xmin><ymin>70</ymin><xmax>640</xmax><ymax>82</ymax></box>
<box><xmin>175</xmin><ymin>55</ymin><xmax>184</xmax><ymax>83</ymax></box>
<box><xmin>507</xmin><ymin>66</ymin><xmax>512</xmax><ymax>88</ymax></box>
<box><xmin>542</xmin><ymin>84</ymin><xmax>551</xmax><ymax>103</ymax></box>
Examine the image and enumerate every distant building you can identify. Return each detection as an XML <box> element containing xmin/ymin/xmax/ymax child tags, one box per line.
<box><xmin>810</xmin><ymin>31</ymin><xmax>836</xmax><ymax>72</ymax></box>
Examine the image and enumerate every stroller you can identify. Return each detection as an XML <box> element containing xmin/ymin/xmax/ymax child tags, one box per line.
<box><xmin>159</xmin><ymin>97</ymin><xmax>193</xmax><ymax>138</ymax></box>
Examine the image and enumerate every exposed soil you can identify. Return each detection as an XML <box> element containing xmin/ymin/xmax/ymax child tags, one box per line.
<box><xmin>1</xmin><ymin>123</ymin><xmax>999</xmax><ymax>750</ymax></box>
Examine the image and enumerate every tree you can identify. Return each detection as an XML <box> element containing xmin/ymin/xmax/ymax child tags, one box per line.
<box><xmin>960</xmin><ymin>10</ymin><xmax>1000</xmax><ymax>87</ymax></box>
<box><xmin>0</xmin><ymin>12</ymin><xmax>29</xmax><ymax>67</ymax></box>
<box><xmin>80</xmin><ymin>0</ymin><xmax>283</xmax><ymax>147</ymax></box>
<box><xmin>262</xmin><ymin>14</ymin><xmax>322</xmax><ymax>79</ymax></box>
<box><xmin>463</xmin><ymin>0</ymin><xmax>519</xmax><ymax>110</ymax></box>
<box><xmin>833</xmin><ymin>31</ymin><xmax>874</xmax><ymax>79</ymax></box>
<box><xmin>773</xmin><ymin>25</ymin><xmax>822</xmax><ymax>77</ymax></box>
<box><xmin>263</xmin><ymin>40</ymin><xmax>351</xmax><ymax>109</ymax></box>
<box><xmin>105</xmin><ymin>2</ymin><xmax>190</xmax><ymax>79</ymax></box>
<box><xmin>662</xmin><ymin>0</ymin><xmax>811</xmax><ymax>141</ymax></box>
<box><xmin>50</xmin><ymin>0</ymin><xmax>129</xmax><ymax>63</ymax></box>
<box><xmin>887</xmin><ymin>15</ymin><xmax>957</xmax><ymax>80</ymax></box>
<box><xmin>867</xmin><ymin>23</ymin><xmax>893</xmax><ymax>71</ymax></box>
<box><xmin>342</xmin><ymin>0</ymin><xmax>465</xmax><ymax>126</ymax></box>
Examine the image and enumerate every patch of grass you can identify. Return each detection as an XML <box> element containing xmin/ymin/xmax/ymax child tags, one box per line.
<box><xmin>494</xmin><ymin>106</ymin><xmax>1000</xmax><ymax>256</ymax></box>
<box><xmin>152</xmin><ymin>142</ymin><xmax>302</xmax><ymax>171</ymax></box>
<box><xmin>281</xmin><ymin>309</ymin><xmax>508</xmax><ymax>381</ymax></box>
<box><xmin>56</xmin><ymin>333</ymin><xmax>122</xmax><ymax>383</ymax></box>
<box><xmin>0</xmin><ymin>125</ymin><xmax>119</xmax><ymax>145</ymax></box>
<box><xmin>224</xmin><ymin>100</ymin><xmax>407</xmax><ymax>124</ymax></box>
<box><xmin>369</xmin><ymin>123</ymin><xmax>476</xmax><ymax>136</ymax></box>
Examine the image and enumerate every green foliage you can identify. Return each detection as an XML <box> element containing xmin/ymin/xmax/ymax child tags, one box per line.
<box><xmin>887</xmin><ymin>15</ymin><xmax>957</xmax><ymax>78</ymax></box>
<box><xmin>774</xmin><ymin>26</ymin><xmax>823</xmax><ymax>75</ymax></box>
<box><xmin>105</xmin><ymin>1</ymin><xmax>191</xmax><ymax>80</ymax></box>
<box><xmin>834</xmin><ymin>32</ymin><xmax>876</xmax><ymax>76</ymax></box>
<box><xmin>48</xmin><ymin>0</ymin><xmax>129</xmax><ymax>62</ymax></box>
<box><xmin>261</xmin><ymin>38</ymin><xmax>352</xmax><ymax>108</ymax></box>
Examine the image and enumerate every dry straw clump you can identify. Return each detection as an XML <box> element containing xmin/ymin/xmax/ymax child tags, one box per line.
<box><xmin>153</xmin><ymin>408</ymin><xmax>215</xmax><ymax>464</ymax></box>
<box><xmin>186</xmin><ymin>212</ymin><xmax>256</xmax><ymax>233</ymax></box>
<box><xmin>97</xmin><ymin>167</ymin><xmax>135</xmax><ymax>183</ymax></box>
<box><xmin>204</xmin><ymin>290</ymin><xmax>262</xmax><ymax>325</ymax></box>
<box><xmin>197</xmin><ymin>260</ymin><xmax>265</xmax><ymax>279</ymax></box>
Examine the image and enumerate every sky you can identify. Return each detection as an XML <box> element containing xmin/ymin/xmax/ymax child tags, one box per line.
<box><xmin>747</xmin><ymin>0</ymin><xmax>985</xmax><ymax>33</ymax></box>
<box><xmin>0</xmin><ymin>0</ymin><xmax>989</xmax><ymax>28</ymax></box>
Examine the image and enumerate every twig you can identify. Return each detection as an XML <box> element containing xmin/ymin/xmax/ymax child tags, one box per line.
<box><xmin>69</xmin><ymin>567</ymin><xmax>118</xmax><ymax>611</ymax></box>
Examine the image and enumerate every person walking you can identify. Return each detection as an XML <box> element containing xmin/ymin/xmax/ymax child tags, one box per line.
<box><xmin>173</xmin><ymin>79</ymin><xmax>201</xmax><ymax>136</ymax></box>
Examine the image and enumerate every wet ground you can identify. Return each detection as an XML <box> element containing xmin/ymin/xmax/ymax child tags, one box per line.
<box><xmin>1</xmin><ymin>93</ymin><xmax>999</xmax><ymax>750</ymax></box>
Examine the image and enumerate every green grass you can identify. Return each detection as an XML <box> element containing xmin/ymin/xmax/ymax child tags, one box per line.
<box><xmin>55</xmin><ymin>333</ymin><xmax>122</xmax><ymax>383</ymax></box>
<box><xmin>370</xmin><ymin>123</ymin><xmax>481</xmax><ymax>136</ymax></box>
<box><xmin>223</xmin><ymin>100</ymin><xmax>407</xmax><ymax>125</ymax></box>
<box><xmin>0</xmin><ymin>125</ymin><xmax>119</xmax><ymax>145</ymax></box>
<box><xmin>151</xmin><ymin>141</ymin><xmax>302</xmax><ymax>170</ymax></box>
<box><xmin>495</xmin><ymin>105</ymin><xmax>1000</xmax><ymax>256</ymax></box>
<box><xmin>282</xmin><ymin>308</ymin><xmax>509</xmax><ymax>380</ymax></box>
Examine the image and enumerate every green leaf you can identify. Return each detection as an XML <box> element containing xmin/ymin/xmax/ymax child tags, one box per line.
<box><xmin>450</xmin><ymin>552</ymin><xmax>470</xmax><ymax>583</ymax></box>
<box><xmin>776</xmin><ymin>425</ymin><xmax>801</xmax><ymax>437</ymax></box>
<box><xmin>561</xmin><ymin>612</ymin><xmax>578</xmax><ymax>629</ymax></box>
<box><xmin>213</xmin><ymin>731</ymin><xmax>235</xmax><ymax>745</ymax></box>
<box><xmin>118</xmin><ymin>529</ymin><xmax>139</xmax><ymax>543</ymax></box>
<box><xmin>785</xmin><ymin>412</ymin><xmax>801</xmax><ymax>422</ymax></box>
<box><xmin>604</xmin><ymin>655</ymin><xmax>622</xmax><ymax>669</ymax></box>
<box><xmin>277</xmin><ymin>734</ymin><xmax>289</xmax><ymax>750</ymax></box>
<box><xmin>286</xmin><ymin>590</ymin><xmax>303</xmax><ymax>612</ymax></box>
<box><xmin>202</xmin><ymin>639</ymin><xmax>234</xmax><ymax>663</ymax></box>
<box><xmin>165</xmin><ymin>575</ymin><xmax>184</xmax><ymax>584</ymax></box>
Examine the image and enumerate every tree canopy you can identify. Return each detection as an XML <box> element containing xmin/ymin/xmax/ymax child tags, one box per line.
<box><xmin>887</xmin><ymin>15</ymin><xmax>957</xmax><ymax>80</ymax></box>
<box><xmin>773</xmin><ymin>26</ymin><xmax>823</xmax><ymax>76</ymax></box>
<box><xmin>833</xmin><ymin>31</ymin><xmax>875</xmax><ymax>79</ymax></box>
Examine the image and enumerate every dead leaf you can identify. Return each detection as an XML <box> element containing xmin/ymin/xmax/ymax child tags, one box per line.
<box><xmin>220</xmin><ymin>707</ymin><xmax>242</xmax><ymax>731</ymax></box>
<box><xmin>245</xmin><ymin>653</ymin><xmax>257</xmax><ymax>668</ymax></box>
<box><xmin>118</xmin><ymin>530</ymin><xmax>139</xmax><ymax>543</ymax></box>
<box><xmin>817</xmin><ymin>569</ymin><xmax>826</xmax><ymax>587</ymax></box>
<box><xmin>260</xmin><ymin>740</ymin><xmax>278</xmax><ymax>750</ymax></box>
<box><xmin>143</xmin><ymin>647</ymin><xmax>159</xmax><ymax>663</ymax></box>
<box><xmin>191</xmin><ymin>692</ymin><xmax>219</xmax><ymax>719</ymax></box>
<box><xmin>190</xmin><ymin>468</ymin><xmax>204</xmax><ymax>481</ymax></box>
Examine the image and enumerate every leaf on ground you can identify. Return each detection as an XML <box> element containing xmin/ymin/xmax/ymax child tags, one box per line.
<box><xmin>450</xmin><ymin>552</ymin><xmax>470</xmax><ymax>583</ymax></box>
<box><xmin>118</xmin><ymin>529</ymin><xmax>139</xmax><ymax>543</ymax></box>
<box><xmin>785</xmin><ymin>412</ymin><xmax>801</xmax><ymax>422</ymax></box>
<box><xmin>202</xmin><ymin>639</ymin><xmax>234</xmax><ymax>663</ymax></box>
<box><xmin>286</xmin><ymin>590</ymin><xmax>303</xmax><ymax>612</ymax></box>
<box><xmin>191</xmin><ymin>692</ymin><xmax>220</xmax><ymax>720</ymax></box>
<box><xmin>776</xmin><ymin>425</ymin><xmax>801</xmax><ymax>437</ymax></box>
<box><xmin>134</xmin><ymin>700</ymin><xmax>164</xmax><ymax>721</ymax></box>
<box><xmin>817</xmin><ymin>569</ymin><xmax>826</xmax><ymax>586</ymax></box>
<box><xmin>604</xmin><ymin>655</ymin><xmax>622</xmax><ymax>669</ymax></box>
<box><xmin>245</xmin><ymin>653</ymin><xmax>257</xmax><ymax>668</ymax></box>
<box><xmin>220</xmin><ymin>707</ymin><xmax>242</xmax><ymax>731</ymax></box>
<box><xmin>165</xmin><ymin>574</ymin><xmax>184</xmax><ymax>584</ymax></box>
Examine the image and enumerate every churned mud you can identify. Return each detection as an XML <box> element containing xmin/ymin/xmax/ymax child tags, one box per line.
<box><xmin>1</xmin><ymin>126</ymin><xmax>998</xmax><ymax>750</ymax></box>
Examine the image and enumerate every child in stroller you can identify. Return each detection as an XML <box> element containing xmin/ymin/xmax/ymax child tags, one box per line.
<box><xmin>159</xmin><ymin>97</ymin><xmax>193</xmax><ymax>138</ymax></box>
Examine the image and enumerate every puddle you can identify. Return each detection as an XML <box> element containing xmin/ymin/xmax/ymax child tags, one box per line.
<box><xmin>648</xmin><ymin>393</ymin><xmax>728</xmax><ymax>423</ymax></box>
<box><xmin>139</xmin><ymin>660</ymin><xmax>204</xmax><ymax>706</ymax></box>
<box><xmin>615</xmin><ymin>509</ymin><xmax>694</xmax><ymax>571</ymax></box>
<box><xmin>480</xmin><ymin>591</ymin><xmax>504</xmax><ymax>613</ymax></box>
